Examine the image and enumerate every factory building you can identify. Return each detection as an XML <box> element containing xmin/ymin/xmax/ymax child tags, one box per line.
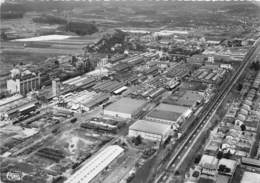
<box><xmin>52</xmin><ymin>78</ymin><xmax>61</xmax><ymax>97</ymax></box>
<box><xmin>163</xmin><ymin>90</ymin><xmax>204</xmax><ymax>109</ymax></box>
<box><xmin>109</xmin><ymin>54</ymin><xmax>126</xmax><ymax>64</ymax></box>
<box><xmin>0</xmin><ymin>72</ymin><xmax>9</xmax><ymax>97</ymax></box>
<box><xmin>64</xmin><ymin>91</ymin><xmax>109</xmax><ymax>112</ymax></box>
<box><xmin>128</xmin><ymin>120</ymin><xmax>172</xmax><ymax>142</ymax></box>
<box><xmin>104</xmin><ymin>97</ymin><xmax>146</xmax><ymax>118</ymax></box>
<box><xmin>62</xmin><ymin>75</ymin><xmax>96</xmax><ymax>89</ymax></box>
<box><xmin>92</xmin><ymin>80</ymin><xmax>125</xmax><ymax>93</ymax></box>
<box><xmin>85</xmin><ymin>94</ymin><xmax>110</xmax><ymax>111</ymax></box>
<box><xmin>113</xmin><ymin>86</ymin><xmax>128</xmax><ymax>95</ymax></box>
<box><xmin>7</xmin><ymin>69</ymin><xmax>41</xmax><ymax>95</ymax></box>
<box><xmin>146</xmin><ymin>103</ymin><xmax>192</xmax><ymax>126</ymax></box>
<box><xmin>65</xmin><ymin>145</ymin><xmax>124</xmax><ymax>183</ymax></box>
<box><xmin>0</xmin><ymin>96</ymin><xmax>38</xmax><ymax>120</ymax></box>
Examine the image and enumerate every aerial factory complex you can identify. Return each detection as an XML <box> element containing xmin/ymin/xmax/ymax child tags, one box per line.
<box><xmin>0</xmin><ymin>1</ymin><xmax>260</xmax><ymax>183</ymax></box>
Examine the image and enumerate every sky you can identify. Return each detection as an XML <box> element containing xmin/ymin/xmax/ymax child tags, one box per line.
<box><xmin>1</xmin><ymin>0</ymin><xmax>260</xmax><ymax>5</ymax></box>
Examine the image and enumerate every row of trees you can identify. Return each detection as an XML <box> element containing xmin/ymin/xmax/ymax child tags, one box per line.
<box><xmin>250</xmin><ymin>61</ymin><xmax>260</xmax><ymax>71</ymax></box>
<box><xmin>1</xmin><ymin>12</ymin><xmax>24</xmax><ymax>19</ymax></box>
<box><xmin>65</xmin><ymin>22</ymin><xmax>98</xmax><ymax>36</ymax></box>
<box><xmin>32</xmin><ymin>15</ymin><xmax>67</xmax><ymax>25</ymax></box>
<box><xmin>86</xmin><ymin>29</ymin><xmax>146</xmax><ymax>54</ymax></box>
<box><xmin>1</xmin><ymin>3</ymin><xmax>26</xmax><ymax>19</ymax></box>
<box><xmin>31</xmin><ymin>14</ymin><xmax>99</xmax><ymax>36</ymax></box>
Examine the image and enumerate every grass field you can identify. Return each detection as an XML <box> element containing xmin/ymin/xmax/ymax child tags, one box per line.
<box><xmin>0</xmin><ymin>34</ymin><xmax>102</xmax><ymax>73</ymax></box>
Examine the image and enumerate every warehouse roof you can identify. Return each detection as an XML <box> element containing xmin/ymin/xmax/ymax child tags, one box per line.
<box><xmin>65</xmin><ymin>145</ymin><xmax>124</xmax><ymax>183</ymax></box>
<box><xmin>155</xmin><ymin>103</ymin><xmax>190</xmax><ymax>114</ymax></box>
<box><xmin>199</xmin><ymin>154</ymin><xmax>218</xmax><ymax>169</ymax></box>
<box><xmin>129</xmin><ymin>120</ymin><xmax>171</xmax><ymax>136</ymax></box>
<box><xmin>147</xmin><ymin>110</ymin><xmax>181</xmax><ymax>122</ymax></box>
<box><xmin>105</xmin><ymin>97</ymin><xmax>146</xmax><ymax>114</ymax></box>
<box><xmin>19</xmin><ymin>103</ymin><xmax>36</xmax><ymax>112</ymax></box>
<box><xmin>0</xmin><ymin>94</ymin><xmax>23</xmax><ymax>107</ymax></box>
<box><xmin>0</xmin><ymin>98</ymin><xmax>36</xmax><ymax>114</ymax></box>
<box><xmin>241</xmin><ymin>171</ymin><xmax>260</xmax><ymax>183</ymax></box>
<box><xmin>164</xmin><ymin>90</ymin><xmax>204</xmax><ymax>107</ymax></box>
<box><xmin>241</xmin><ymin>157</ymin><xmax>260</xmax><ymax>168</ymax></box>
<box><xmin>113</xmin><ymin>86</ymin><xmax>128</xmax><ymax>94</ymax></box>
<box><xmin>62</xmin><ymin>76</ymin><xmax>81</xmax><ymax>85</ymax></box>
<box><xmin>85</xmin><ymin>94</ymin><xmax>110</xmax><ymax>108</ymax></box>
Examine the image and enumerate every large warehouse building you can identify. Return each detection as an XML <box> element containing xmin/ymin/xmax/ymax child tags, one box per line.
<box><xmin>0</xmin><ymin>96</ymin><xmax>38</xmax><ymax>120</ymax></box>
<box><xmin>65</xmin><ymin>145</ymin><xmax>124</xmax><ymax>183</ymax></box>
<box><xmin>104</xmin><ymin>97</ymin><xmax>146</xmax><ymax>118</ymax></box>
<box><xmin>129</xmin><ymin>120</ymin><xmax>172</xmax><ymax>142</ymax></box>
<box><xmin>146</xmin><ymin>103</ymin><xmax>192</xmax><ymax>127</ymax></box>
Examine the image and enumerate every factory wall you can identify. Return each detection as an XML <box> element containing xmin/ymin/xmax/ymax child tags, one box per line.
<box><xmin>128</xmin><ymin>129</ymin><xmax>163</xmax><ymax>142</ymax></box>
<box><xmin>7</xmin><ymin>75</ymin><xmax>41</xmax><ymax>95</ymax></box>
<box><xmin>103</xmin><ymin>110</ymin><xmax>132</xmax><ymax>119</ymax></box>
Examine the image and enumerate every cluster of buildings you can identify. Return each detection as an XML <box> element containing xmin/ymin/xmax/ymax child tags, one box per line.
<box><xmin>0</xmin><ymin>54</ymin><xmax>96</xmax><ymax>98</ymax></box>
<box><xmin>189</xmin><ymin>148</ymin><xmax>260</xmax><ymax>183</ymax></box>
<box><xmin>192</xmin><ymin>154</ymin><xmax>237</xmax><ymax>183</ymax></box>
<box><xmin>209</xmin><ymin>72</ymin><xmax>259</xmax><ymax>157</ymax></box>
<box><xmin>80</xmin><ymin>117</ymin><xmax>121</xmax><ymax>134</ymax></box>
<box><xmin>145</xmin><ymin>103</ymin><xmax>192</xmax><ymax>129</ymax></box>
<box><xmin>186</xmin><ymin>70</ymin><xmax>260</xmax><ymax>183</ymax></box>
<box><xmin>165</xmin><ymin>62</ymin><xmax>191</xmax><ymax>79</ymax></box>
<box><xmin>129</xmin><ymin>119</ymin><xmax>172</xmax><ymax>142</ymax></box>
<box><xmin>62</xmin><ymin>76</ymin><xmax>96</xmax><ymax>90</ymax></box>
<box><xmin>1</xmin><ymin>22</ymin><xmax>258</xmax><ymax>183</ymax></box>
<box><xmin>104</xmin><ymin>97</ymin><xmax>147</xmax><ymax>119</ymax></box>
<box><xmin>91</xmin><ymin>80</ymin><xmax>126</xmax><ymax>94</ymax></box>
<box><xmin>60</xmin><ymin>91</ymin><xmax>109</xmax><ymax>112</ymax></box>
<box><xmin>0</xmin><ymin>109</ymin><xmax>73</xmax><ymax>157</ymax></box>
<box><xmin>101</xmin><ymin>91</ymin><xmax>199</xmax><ymax>143</ymax></box>
<box><xmin>163</xmin><ymin>90</ymin><xmax>204</xmax><ymax>109</ymax></box>
<box><xmin>127</xmin><ymin>103</ymin><xmax>191</xmax><ymax>143</ymax></box>
<box><xmin>0</xmin><ymin>94</ymin><xmax>38</xmax><ymax>121</ymax></box>
<box><xmin>191</xmin><ymin>65</ymin><xmax>229</xmax><ymax>84</ymax></box>
<box><xmin>102</xmin><ymin>97</ymin><xmax>192</xmax><ymax>143</ymax></box>
<box><xmin>6</xmin><ymin>69</ymin><xmax>41</xmax><ymax>95</ymax></box>
<box><xmin>202</xmin><ymin>46</ymin><xmax>248</xmax><ymax>62</ymax></box>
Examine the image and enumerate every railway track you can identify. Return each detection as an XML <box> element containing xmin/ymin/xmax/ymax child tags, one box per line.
<box><xmin>155</xmin><ymin>44</ymin><xmax>258</xmax><ymax>183</ymax></box>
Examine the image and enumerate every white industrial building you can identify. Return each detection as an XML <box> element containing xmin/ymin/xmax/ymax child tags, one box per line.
<box><xmin>104</xmin><ymin>97</ymin><xmax>146</xmax><ymax>118</ymax></box>
<box><xmin>65</xmin><ymin>145</ymin><xmax>124</xmax><ymax>183</ymax></box>
<box><xmin>7</xmin><ymin>70</ymin><xmax>41</xmax><ymax>95</ymax></box>
<box><xmin>128</xmin><ymin>120</ymin><xmax>172</xmax><ymax>142</ymax></box>
<box><xmin>113</xmin><ymin>86</ymin><xmax>128</xmax><ymax>95</ymax></box>
<box><xmin>64</xmin><ymin>90</ymin><xmax>97</xmax><ymax>110</ymax></box>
